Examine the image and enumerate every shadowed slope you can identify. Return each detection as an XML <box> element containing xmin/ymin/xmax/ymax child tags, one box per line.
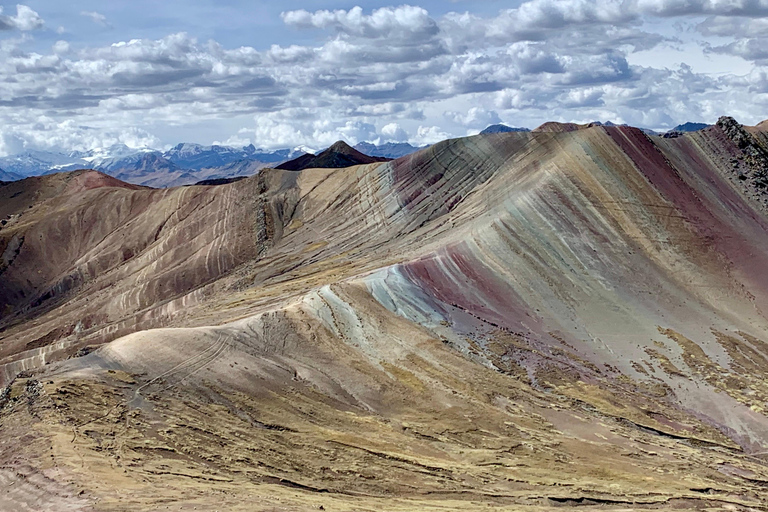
<box><xmin>0</xmin><ymin>170</ymin><xmax>274</xmax><ymax>381</ymax></box>
<box><xmin>3</xmin><ymin>123</ymin><xmax>768</xmax><ymax>510</ymax></box>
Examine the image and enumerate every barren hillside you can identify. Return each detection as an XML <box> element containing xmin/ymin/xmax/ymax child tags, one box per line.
<box><xmin>2</xmin><ymin>118</ymin><xmax>768</xmax><ymax>511</ymax></box>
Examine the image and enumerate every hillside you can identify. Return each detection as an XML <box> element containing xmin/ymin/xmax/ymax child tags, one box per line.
<box><xmin>2</xmin><ymin>119</ymin><xmax>768</xmax><ymax>510</ymax></box>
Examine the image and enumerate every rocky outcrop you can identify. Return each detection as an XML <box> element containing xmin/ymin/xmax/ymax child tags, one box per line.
<box><xmin>716</xmin><ymin>116</ymin><xmax>768</xmax><ymax>205</ymax></box>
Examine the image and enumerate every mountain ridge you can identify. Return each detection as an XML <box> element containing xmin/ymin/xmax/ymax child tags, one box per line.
<box><xmin>0</xmin><ymin>119</ymin><xmax>758</xmax><ymax>185</ymax></box>
<box><xmin>3</xmin><ymin>120</ymin><xmax>768</xmax><ymax>508</ymax></box>
<box><xmin>0</xmin><ymin>143</ymin><xmax>309</xmax><ymax>188</ymax></box>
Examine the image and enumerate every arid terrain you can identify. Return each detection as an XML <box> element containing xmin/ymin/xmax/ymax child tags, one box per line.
<box><xmin>2</xmin><ymin>118</ymin><xmax>768</xmax><ymax>511</ymax></box>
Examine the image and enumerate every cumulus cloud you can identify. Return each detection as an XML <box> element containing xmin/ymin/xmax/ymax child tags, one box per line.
<box><xmin>0</xmin><ymin>5</ymin><xmax>43</xmax><ymax>31</ymax></box>
<box><xmin>446</xmin><ymin>107</ymin><xmax>502</xmax><ymax>128</ymax></box>
<box><xmin>381</xmin><ymin>122</ymin><xmax>409</xmax><ymax>141</ymax></box>
<box><xmin>414</xmin><ymin>125</ymin><xmax>452</xmax><ymax>145</ymax></box>
<box><xmin>52</xmin><ymin>40</ymin><xmax>70</xmax><ymax>54</ymax></box>
<box><xmin>0</xmin><ymin>120</ymin><xmax>160</xmax><ymax>156</ymax></box>
<box><xmin>282</xmin><ymin>5</ymin><xmax>439</xmax><ymax>40</ymax></box>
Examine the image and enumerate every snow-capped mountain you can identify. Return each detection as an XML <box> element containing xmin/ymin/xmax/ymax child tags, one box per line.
<box><xmin>71</xmin><ymin>144</ymin><xmax>158</xmax><ymax>169</ymax></box>
<box><xmin>0</xmin><ymin>150</ymin><xmax>87</xmax><ymax>177</ymax></box>
<box><xmin>95</xmin><ymin>150</ymin><xmax>169</xmax><ymax>173</ymax></box>
<box><xmin>0</xmin><ymin>142</ymin><xmax>311</xmax><ymax>187</ymax></box>
<box><xmin>164</xmin><ymin>143</ymin><xmax>252</xmax><ymax>169</ymax></box>
<box><xmin>164</xmin><ymin>143</ymin><xmax>308</xmax><ymax>169</ymax></box>
<box><xmin>0</xmin><ymin>139</ymin><xmax>435</xmax><ymax>187</ymax></box>
<box><xmin>353</xmin><ymin>142</ymin><xmax>425</xmax><ymax>159</ymax></box>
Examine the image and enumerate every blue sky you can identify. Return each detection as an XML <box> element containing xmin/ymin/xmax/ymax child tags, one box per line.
<box><xmin>0</xmin><ymin>0</ymin><xmax>765</xmax><ymax>154</ymax></box>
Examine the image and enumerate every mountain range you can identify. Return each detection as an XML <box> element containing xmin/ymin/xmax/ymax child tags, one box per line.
<box><xmin>0</xmin><ymin>122</ymin><xmax>712</xmax><ymax>188</ymax></box>
<box><xmin>0</xmin><ymin>143</ymin><xmax>308</xmax><ymax>188</ymax></box>
<box><xmin>353</xmin><ymin>141</ymin><xmax>427</xmax><ymax>159</ymax></box>
<box><xmin>0</xmin><ymin>141</ymin><xmax>425</xmax><ymax>188</ymax></box>
<box><xmin>3</xmin><ymin>117</ymin><xmax>768</xmax><ymax>510</ymax></box>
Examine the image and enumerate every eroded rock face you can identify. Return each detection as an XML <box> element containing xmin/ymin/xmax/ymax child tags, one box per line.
<box><xmin>3</xmin><ymin>126</ymin><xmax>768</xmax><ymax>510</ymax></box>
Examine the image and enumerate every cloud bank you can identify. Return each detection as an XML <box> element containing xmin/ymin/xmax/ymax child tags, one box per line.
<box><xmin>0</xmin><ymin>1</ymin><xmax>764</xmax><ymax>154</ymax></box>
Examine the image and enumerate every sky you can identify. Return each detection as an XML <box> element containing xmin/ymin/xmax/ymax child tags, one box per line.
<box><xmin>0</xmin><ymin>0</ymin><xmax>766</xmax><ymax>155</ymax></box>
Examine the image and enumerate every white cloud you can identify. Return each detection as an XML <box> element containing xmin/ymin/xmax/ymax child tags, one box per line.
<box><xmin>281</xmin><ymin>5</ymin><xmax>439</xmax><ymax>40</ymax></box>
<box><xmin>80</xmin><ymin>11</ymin><xmax>110</xmax><ymax>28</ymax></box>
<box><xmin>708</xmin><ymin>38</ymin><xmax>768</xmax><ymax>64</ymax></box>
<box><xmin>52</xmin><ymin>40</ymin><xmax>70</xmax><ymax>55</ymax></box>
<box><xmin>414</xmin><ymin>125</ymin><xmax>451</xmax><ymax>145</ymax></box>
<box><xmin>698</xmin><ymin>15</ymin><xmax>768</xmax><ymax>36</ymax></box>
<box><xmin>0</xmin><ymin>5</ymin><xmax>43</xmax><ymax>31</ymax></box>
<box><xmin>381</xmin><ymin>122</ymin><xmax>409</xmax><ymax>142</ymax></box>
<box><xmin>446</xmin><ymin>107</ymin><xmax>502</xmax><ymax>128</ymax></box>
<box><xmin>0</xmin><ymin>120</ymin><xmax>160</xmax><ymax>156</ymax></box>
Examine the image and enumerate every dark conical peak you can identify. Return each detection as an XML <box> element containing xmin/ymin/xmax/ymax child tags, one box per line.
<box><xmin>325</xmin><ymin>140</ymin><xmax>355</xmax><ymax>154</ymax></box>
<box><xmin>276</xmin><ymin>140</ymin><xmax>391</xmax><ymax>171</ymax></box>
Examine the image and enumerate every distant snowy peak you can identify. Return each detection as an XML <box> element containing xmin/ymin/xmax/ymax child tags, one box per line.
<box><xmin>165</xmin><ymin>142</ymin><xmax>244</xmax><ymax>159</ymax></box>
<box><xmin>163</xmin><ymin>142</ymin><xmax>305</xmax><ymax>169</ymax></box>
<box><xmin>0</xmin><ymin>150</ymin><xmax>86</xmax><ymax>177</ymax></box>
<box><xmin>97</xmin><ymin>151</ymin><xmax>171</xmax><ymax>173</ymax></box>
<box><xmin>75</xmin><ymin>145</ymin><xmax>158</xmax><ymax>169</ymax></box>
<box><xmin>353</xmin><ymin>142</ymin><xmax>425</xmax><ymax>159</ymax></box>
